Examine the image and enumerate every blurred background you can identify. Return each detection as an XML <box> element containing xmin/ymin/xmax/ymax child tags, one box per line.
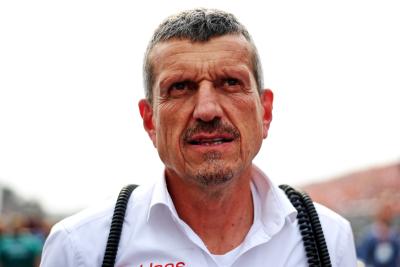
<box><xmin>1</xmin><ymin>0</ymin><xmax>399</xmax><ymax>266</ymax></box>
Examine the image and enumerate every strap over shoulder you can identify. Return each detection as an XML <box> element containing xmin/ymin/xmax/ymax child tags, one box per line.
<box><xmin>102</xmin><ymin>184</ymin><xmax>138</xmax><ymax>267</ymax></box>
<box><xmin>279</xmin><ymin>184</ymin><xmax>331</xmax><ymax>267</ymax></box>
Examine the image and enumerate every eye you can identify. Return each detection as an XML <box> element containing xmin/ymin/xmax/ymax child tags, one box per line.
<box><xmin>224</xmin><ymin>78</ymin><xmax>240</xmax><ymax>86</ymax></box>
<box><xmin>170</xmin><ymin>81</ymin><xmax>188</xmax><ymax>91</ymax></box>
<box><xmin>220</xmin><ymin>77</ymin><xmax>242</xmax><ymax>92</ymax></box>
<box><xmin>168</xmin><ymin>81</ymin><xmax>195</xmax><ymax>97</ymax></box>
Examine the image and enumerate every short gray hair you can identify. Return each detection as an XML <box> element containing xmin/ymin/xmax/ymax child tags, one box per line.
<box><xmin>143</xmin><ymin>8</ymin><xmax>264</xmax><ymax>103</ymax></box>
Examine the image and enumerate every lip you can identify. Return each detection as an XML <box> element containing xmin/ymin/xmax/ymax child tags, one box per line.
<box><xmin>183</xmin><ymin>133</ymin><xmax>237</xmax><ymax>155</ymax></box>
<box><xmin>185</xmin><ymin>133</ymin><xmax>236</xmax><ymax>146</ymax></box>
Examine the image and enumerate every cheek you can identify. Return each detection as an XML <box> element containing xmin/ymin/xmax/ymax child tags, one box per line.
<box><xmin>228</xmin><ymin>96</ymin><xmax>264</xmax><ymax>154</ymax></box>
<box><xmin>155</xmin><ymin>102</ymin><xmax>190</xmax><ymax>162</ymax></box>
<box><xmin>242</xmin><ymin>115</ymin><xmax>263</xmax><ymax>150</ymax></box>
<box><xmin>156</xmin><ymin>116</ymin><xmax>178</xmax><ymax>150</ymax></box>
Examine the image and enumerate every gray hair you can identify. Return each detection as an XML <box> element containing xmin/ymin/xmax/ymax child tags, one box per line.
<box><xmin>143</xmin><ymin>8</ymin><xmax>264</xmax><ymax>103</ymax></box>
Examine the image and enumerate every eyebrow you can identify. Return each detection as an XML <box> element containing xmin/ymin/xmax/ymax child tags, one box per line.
<box><xmin>157</xmin><ymin>64</ymin><xmax>252</xmax><ymax>87</ymax></box>
<box><xmin>158</xmin><ymin>71</ymin><xmax>187</xmax><ymax>90</ymax></box>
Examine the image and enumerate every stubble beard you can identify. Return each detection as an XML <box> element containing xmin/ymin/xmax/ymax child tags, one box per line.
<box><xmin>193</xmin><ymin>150</ymin><xmax>234</xmax><ymax>187</ymax></box>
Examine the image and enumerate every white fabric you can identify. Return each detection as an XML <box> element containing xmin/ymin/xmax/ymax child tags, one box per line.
<box><xmin>40</xmin><ymin>166</ymin><xmax>357</xmax><ymax>267</ymax></box>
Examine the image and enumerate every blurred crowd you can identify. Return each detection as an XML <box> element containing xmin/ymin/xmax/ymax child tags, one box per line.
<box><xmin>0</xmin><ymin>215</ymin><xmax>51</xmax><ymax>267</ymax></box>
<box><xmin>357</xmin><ymin>205</ymin><xmax>400</xmax><ymax>267</ymax></box>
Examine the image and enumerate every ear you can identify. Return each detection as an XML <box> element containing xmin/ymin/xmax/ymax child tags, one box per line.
<box><xmin>260</xmin><ymin>89</ymin><xmax>274</xmax><ymax>139</ymax></box>
<box><xmin>138</xmin><ymin>99</ymin><xmax>157</xmax><ymax>147</ymax></box>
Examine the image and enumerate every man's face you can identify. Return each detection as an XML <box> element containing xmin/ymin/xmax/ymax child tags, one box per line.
<box><xmin>139</xmin><ymin>34</ymin><xmax>273</xmax><ymax>187</ymax></box>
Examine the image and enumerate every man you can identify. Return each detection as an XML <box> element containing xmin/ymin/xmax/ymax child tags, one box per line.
<box><xmin>0</xmin><ymin>217</ymin><xmax>43</xmax><ymax>267</ymax></box>
<box><xmin>40</xmin><ymin>8</ymin><xmax>357</xmax><ymax>266</ymax></box>
<box><xmin>358</xmin><ymin>205</ymin><xmax>399</xmax><ymax>267</ymax></box>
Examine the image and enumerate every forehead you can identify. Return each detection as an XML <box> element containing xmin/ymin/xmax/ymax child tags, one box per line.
<box><xmin>149</xmin><ymin>34</ymin><xmax>254</xmax><ymax>75</ymax></box>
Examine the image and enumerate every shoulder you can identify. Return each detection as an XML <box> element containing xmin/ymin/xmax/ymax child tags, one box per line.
<box><xmin>40</xmin><ymin>183</ymin><xmax>154</xmax><ymax>267</ymax></box>
<box><xmin>56</xmin><ymin>183</ymin><xmax>153</xmax><ymax>233</ymax></box>
<box><xmin>313</xmin><ymin>202</ymin><xmax>357</xmax><ymax>266</ymax></box>
<box><xmin>314</xmin><ymin>202</ymin><xmax>351</xmax><ymax>232</ymax></box>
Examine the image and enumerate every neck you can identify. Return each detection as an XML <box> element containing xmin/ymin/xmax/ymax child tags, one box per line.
<box><xmin>166</xmin><ymin>167</ymin><xmax>254</xmax><ymax>255</ymax></box>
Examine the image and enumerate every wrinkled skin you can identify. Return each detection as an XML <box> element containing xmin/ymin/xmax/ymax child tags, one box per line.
<box><xmin>139</xmin><ymin>34</ymin><xmax>273</xmax><ymax>191</ymax></box>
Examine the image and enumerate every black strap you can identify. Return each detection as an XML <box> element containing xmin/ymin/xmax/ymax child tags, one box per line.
<box><xmin>102</xmin><ymin>184</ymin><xmax>331</xmax><ymax>267</ymax></box>
<box><xmin>279</xmin><ymin>184</ymin><xmax>332</xmax><ymax>267</ymax></box>
<box><xmin>102</xmin><ymin>184</ymin><xmax>137</xmax><ymax>267</ymax></box>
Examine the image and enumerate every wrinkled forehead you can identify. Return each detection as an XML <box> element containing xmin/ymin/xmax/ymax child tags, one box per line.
<box><xmin>148</xmin><ymin>34</ymin><xmax>254</xmax><ymax>74</ymax></box>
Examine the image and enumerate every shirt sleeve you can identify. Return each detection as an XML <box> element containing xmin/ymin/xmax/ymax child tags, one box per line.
<box><xmin>40</xmin><ymin>225</ymin><xmax>79</xmax><ymax>267</ymax></box>
<box><xmin>337</xmin><ymin>222</ymin><xmax>358</xmax><ymax>267</ymax></box>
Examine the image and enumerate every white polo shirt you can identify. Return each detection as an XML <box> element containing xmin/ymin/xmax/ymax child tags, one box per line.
<box><xmin>40</xmin><ymin>167</ymin><xmax>357</xmax><ymax>267</ymax></box>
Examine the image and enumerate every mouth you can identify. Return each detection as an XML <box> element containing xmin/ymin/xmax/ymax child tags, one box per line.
<box><xmin>186</xmin><ymin>135</ymin><xmax>235</xmax><ymax>146</ymax></box>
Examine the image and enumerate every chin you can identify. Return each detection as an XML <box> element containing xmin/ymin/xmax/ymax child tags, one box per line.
<box><xmin>193</xmin><ymin>167</ymin><xmax>234</xmax><ymax>186</ymax></box>
<box><xmin>188</xmin><ymin>158</ymin><xmax>244</xmax><ymax>187</ymax></box>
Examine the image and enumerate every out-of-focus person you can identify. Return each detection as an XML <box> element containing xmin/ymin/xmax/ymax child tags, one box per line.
<box><xmin>0</xmin><ymin>219</ymin><xmax>6</xmax><ymax>237</ymax></box>
<box><xmin>358</xmin><ymin>204</ymin><xmax>399</xmax><ymax>267</ymax></box>
<box><xmin>24</xmin><ymin>216</ymin><xmax>52</xmax><ymax>244</ymax></box>
<box><xmin>0</xmin><ymin>216</ymin><xmax>43</xmax><ymax>267</ymax></box>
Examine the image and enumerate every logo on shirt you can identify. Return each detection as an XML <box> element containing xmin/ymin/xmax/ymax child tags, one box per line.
<box><xmin>139</xmin><ymin>262</ymin><xmax>185</xmax><ymax>267</ymax></box>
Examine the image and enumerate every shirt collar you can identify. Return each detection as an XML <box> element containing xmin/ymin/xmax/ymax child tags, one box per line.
<box><xmin>249</xmin><ymin>165</ymin><xmax>297</xmax><ymax>235</ymax></box>
<box><xmin>146</xmin><ymin>172</ymin><xmax>179</xmax><ymax>223</ymax></box>
<box><xmin>146</xmin><ymin>165</ymin><xmax>298</xmax><ymax>233</ymax></box>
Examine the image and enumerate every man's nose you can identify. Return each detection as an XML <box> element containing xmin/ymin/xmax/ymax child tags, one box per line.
<box><xmin>193</xmin><ymin>81</ymin><xmax>223</xmax><ymax>122</ymax></box>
